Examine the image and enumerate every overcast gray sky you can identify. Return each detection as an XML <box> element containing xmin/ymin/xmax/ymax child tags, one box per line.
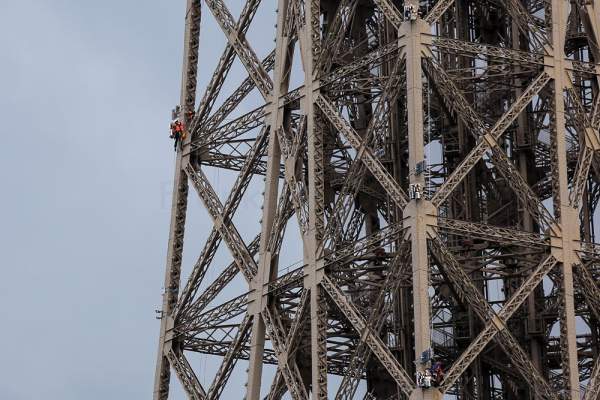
<box><xmin>0</xmin><ymin>1</ymin><xmax>192</xmax><ymax>398</ymax></box>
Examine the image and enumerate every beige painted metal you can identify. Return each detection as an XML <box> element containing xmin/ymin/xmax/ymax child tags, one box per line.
<box><xmin>153</xmin><ymin>1</ymin><xmax>201</xmax><ymax>398</ymax></box>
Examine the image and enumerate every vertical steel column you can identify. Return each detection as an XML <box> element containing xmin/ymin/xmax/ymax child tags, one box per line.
<box><xmin>245</xmin><ymin>0</ymin><xmax>291</xmax><ymax>397</ymax></box>
<box><xmin>401</xmin><ymin>4</ymin><xmax>437</xmax><ymax>399</ymax></box>
<box><xmin>549</xmin><ymin>0</ymin><xmax>581</xmax><ymax>397</ymax></box>
<box><xmin>302</xmin><ymin>0</ymin><xmax>328</xmax><ymax>395</ymax></box>
<box><xmin>153</xmin><ymin>1</ymin><xmax>201</xmax><ymax>399</ymax></box>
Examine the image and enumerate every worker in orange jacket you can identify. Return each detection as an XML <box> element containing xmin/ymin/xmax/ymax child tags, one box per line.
<box><xmin>170</xmin><ymin>120</ymin><xmax>185</xmax><ymax>151</ymax></box>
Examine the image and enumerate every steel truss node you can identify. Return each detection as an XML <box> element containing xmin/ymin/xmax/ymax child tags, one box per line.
<box><xmin>154</xmin><ymin>0</ymin><xmax>600</xmax><ymax>399</ymax></box>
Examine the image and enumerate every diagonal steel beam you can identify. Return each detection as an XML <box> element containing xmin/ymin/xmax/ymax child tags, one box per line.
<box><xmin>570</xmin><ymin>145</ymin><xmax>594</xmax><ymax>209</ymax></box>
<box><xmin>186</xmin><ymin>163</ymin><xmax>257</xmax><ymax>282</ymax></box>
<box><xmin>286</xmin><ymin>290</ymin><xmax>311</xmax><ymax>356</ymax></box>
<box><xmin>500</xmin><ymin>0</ymin><xmax>548</xmax><ymax>53</ymax></box>
<box><xmin>193</xmin><ymin>104</ymin><xmax>268</xmax><ymax>151</ymax></box>
<box><xmin>167</xmin><ymin>349</ymin><xmax>208</xmax><ymax>400</ymax></box>
<box><xmin>321</xmin><ymin>275</ymin><xmax>415</xmax><ymax>397</ymax></box>
<box><xmin>584</xmin><ymin>358</ymin><xmax>600</xmax><ymax>400</ymax></box>
<box><xmin>265</xmin><ymin>183</ymin><xmax>295</xmax><ymax>255</ymax></box>
<box><xmin>277</xmin><ymin>127</ymin><xmax>310</xmax><ymax>234</ymax></box>
<box><xmin>204</xmin><ymin>0</ymin><xmax>273</xmax><ymax>98</ymax></box>
<box><xmin>326</xmin><ymin>58</ymin><xmax>406</xmax><ymax>246</ymax></box>
<box><xmin>283</xmin><ymin>0</ymin><xmax>302</xmax><ymax>38</ymax></box>
<box><xmin>335</xmin><ymin>241</ymin><xmax>412</xmax><ymax>400</ymax></box>
<box><xmin>192</xmin><ymin>0</ymin><xmax>263</xmax><ymax>129</ymax></box>
<box><xmin>175</xmin><ymin>230</ymin><xmax>223</xmax><ymax>317</ymax></box>
<box><xmin>181</xmin><ymin>236</ymin><xmax>259</xmax><ymax>321</ymax></box>
<box><xmin>321</xmin><ymin>42</ymin><xmax>402</xmax><ymax>87</ymax></box>
<box><xmin>265</xmin><ymin>369</ymin><xmax>287</xmax><ymax>400</ymax></box>
<box><xmin>422</xmin><ymin>57</ymin><xmax>489</xmax><ymax>137</ymax></box>
<box><xmin>186</xmin><ymin>160</ymin><xmax>310</xmax><ymax>398</ymax></box>
<box><xmin>488</xmin><ymin>144</ymin><xmax>557</xmax><ymax>232</ymax></box>
<box><xmin>439</xmin><ymin>254</ymin><xmax>558</xmax><ymax>393</ymax></box>
<box><xmin>181</xmin><ymin>293</ymin><xmax>249</xmax><ymax>334</ymax></box>
<box><xmin>371</xmin><ymin>0</ymin><xmax>402</xmax><ymax>30</ymax></box>
<box><xmin>176</xmin><ymin>127</ymin><xmax>269</xmax><ymax>314</ymax></box>
<box><xmin>577</xmin><ymin>0</ymin><xmax>600</xmax><ymax>60</ymax></box>
<box><xmin>265</xmin><ymin>289</ymin><xmax>311</xmax><ymax>400</ymax></box>
<box><xmin>318</xmin><ymin>0</ymin><xmax>358</xmax><ymax>74</ymax></box>
<box><xmin>184</xmin><ymin>183</ymin><xmax>294</xmax><ymax>321</ymax></box>
<box><xmin>325</xmin><ymin>223</ymin><xmax>405</xmax><ymax>269</ymax></box>
<box><xmin>206</xmin><ymin>314</ymin><xmax>253</xmax><ymax>400</ymax></box>
<box><xmin>573</xmin><ymin>263</ymin><xmax>600</xmax><ymax>320</ymax></box>
<box><xmin>199</xmin><ymin>51</ymin><xmax>276</xmax><ymax>137</ymax></box>
<box><xmin>424</xmin><ymin>0</ymin><xmax>455</xmax><ymax>24</ymax></box>
<box><xmin>565</xmin><ymin>85</ymin><xmax>597</xmax><ymax>209</ymax></box>
<box><xmin>315</xmin><ymin>94</ymin><xmax>409</xmax><ymax>209</ymax></box>
<box><xmin>428</xmin><ymin>234</ymin><xmax>559</xmax><ymax>399</ymax></box>
<box><xmin>261</xmin><ymin>307</ymin><xmax>310</xmax><ymax>399</ymax></box>
<box><xmin>431</xmin><ymin>71</ymin><xmax>551</xmax><ymax>207</ymax></box>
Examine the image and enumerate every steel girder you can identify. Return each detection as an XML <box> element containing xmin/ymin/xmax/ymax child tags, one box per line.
<box><xmin>154</xmin><ymin>0</ymin><xmax>600</xmax><ymax>399</ymax></box>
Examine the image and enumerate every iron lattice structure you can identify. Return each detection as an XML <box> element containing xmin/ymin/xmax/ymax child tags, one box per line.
<box><xmin>154</xmin><ymin>0</ymin><xmax>600</xmax><ymax>398</ymax></box>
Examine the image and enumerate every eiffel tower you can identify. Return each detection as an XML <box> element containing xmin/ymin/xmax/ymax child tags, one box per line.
<box><xmin>154</xmin><ymin>0</ymin><xmax>600</xmax><ymax>398</ymax></box>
